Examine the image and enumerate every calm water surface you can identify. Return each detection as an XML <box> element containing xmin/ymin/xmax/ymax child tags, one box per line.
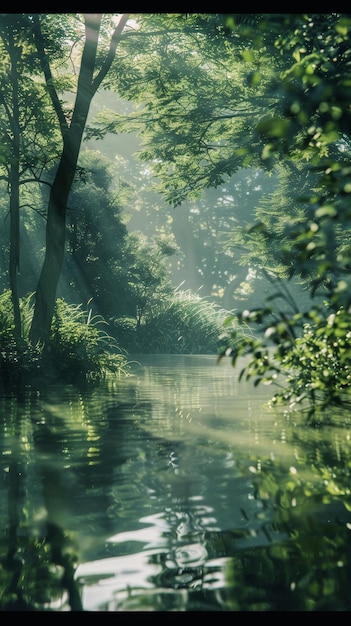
<box><xmin>1</xmin><ymin>354</ymin><xmax>351</xmax><ymax>611</ymax></box>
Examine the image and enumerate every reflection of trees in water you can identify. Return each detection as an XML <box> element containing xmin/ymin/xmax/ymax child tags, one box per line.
<box><xmin>107</xmin><ymin>398</ymin><xmax>351</xmax><ymax>611</ymax></box>
<box><xmin>222</xmin><ymin>413</ymin><xmax>351</xmax><ymax>611</ymax></box>
<box><xmin>1</xmin><ymin>373</ymin><xmax>351</xmax><ymax>611</ymax></box>
<box><xmin>105</xmin><ymin>436</ymin><xmax>231</xmax><ymax>611</ymax></box>
<box><xmin>0</xmin><ymin>380</ymin><xmax>157</xmax><ymax>610</ymax></box>
<box><xmin>99</xmin><ymin>365</ymin><xmax>287</xmax><ymax>610</ymax></box>
<box><xmin>0</xmin><ymin>391</ymin><xmax>84</xmax><ymax>610</ymax></box>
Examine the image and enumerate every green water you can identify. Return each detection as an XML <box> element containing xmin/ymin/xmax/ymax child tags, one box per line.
<box><xmin>1</xmin><ymin>354</ymin><xmax>351</xmax><ymax>611</ymax></box>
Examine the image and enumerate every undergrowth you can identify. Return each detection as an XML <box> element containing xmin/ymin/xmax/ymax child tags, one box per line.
<box><xmin>0</xmin><ymin>291</ymin><xmax>128</xmax><ymax>386</ymax></box>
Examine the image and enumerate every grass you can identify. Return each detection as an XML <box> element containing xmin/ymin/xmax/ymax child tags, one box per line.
<box><xmin>0</xmin><ymin>291</ymin><xmax>129</xmax><ymax>387</ymax></box>
<box><xmin>112</xmin><ymin>288</ymin><xmax>238</xmax><ymax>354</ymax></box>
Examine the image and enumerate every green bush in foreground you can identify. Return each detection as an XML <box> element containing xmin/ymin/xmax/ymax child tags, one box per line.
<box><xmin>48</xmin><ymin>298</ymin><xmax>128</xmax><ymax>382</ymax></box>
<box><xmin>219</xmin><ymin>296</ymin><xmax>351</xmax><ymax>419</ymax></box>
<box><xmin>0</xmin><ymin>291</ymin><xmax>128</xmax><ymax>386</ymax></box>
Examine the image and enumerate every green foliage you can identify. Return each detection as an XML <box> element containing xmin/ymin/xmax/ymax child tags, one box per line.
<box><xmin>0</xmin><ymin>14</ymin><xmax>63</xmax><ymax>179</ymax></box>
<box><xmin>94</xmin><ymin>12</ymin><xmax>351</xmax><ymax>417</ymax></box>
<box><xmin>274</xmin><ymin>306</ymin><xmax>351</xmax><ymax>411</ymax></box>
<box><xmin>213</xmin><ymin>15</ymin><xmax>351</xmax><ymax>416</ymax></box>
<box><xmin>0</xmin><ymin>291</ymin><xmax>42</xmax><ymax>382</ymax></box>
<box><xmin>87</xmin><ymin>13</ymin><xmax>351</xmax><ymax>414</ymax></box>
<box><xmin>225</xmin><ymin>162</ymin><xmax>319</xmax><ymax>279</ymax></box>
<box><xmin>219</xmin><ymin>288</ymin><xmax>351</xmax><ymax>418</ymax></box>
<box><xmin>64</xmin><ymin>149</ymin><xmax>131</xmax><ymax>317</ymax></box>
<box><xmin>2</xmin><ymin>12</ymin><xmax>351</xmax><ymax>410</ymax></box>
<box><xmin>48</xmin><ymin>298</ymin><xmax>128</xmax><ymax>382</ymax></box>
<box><xmin>123</xmin><ymin>231</ymin><xmax>178</xmax><ymax>326</ymax></box>
<box><xmin>122</xmin><ymin>288</ymin><xmax>238</xmax><ymax>354</ymax></box>
<box><xmin>91</xmin><ymin>14</ymin><xmax>277</xmax><ymax>206</ymax></box>
<box><xmin>0</xmin><ymin>290</ymin><xmax>128</xmax><ymax>385</ymax></box>
<box><xmin>110</xmin><ymin>316</ymin><xmax>138</xmax><ymax>350</ymax></box>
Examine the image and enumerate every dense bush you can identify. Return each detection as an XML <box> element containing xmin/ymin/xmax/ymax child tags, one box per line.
<box><xmin>47</xmin><ymin>298</ymin><xmax>128</xmax><ymax>382</ymax></box>
<box><xmin>112</xmin><ymin>289</ymin><xmax>238</xmax><ymax>354</ymax></box>
<box><xmin>0</xmin><ymin>291</ymin><xmax>128</xmax><ymax>386</ymax></box>
<box><xmin>219</xmin><ymin>292</ymin><xmax>351</xmax><ymax>419</ymax></box>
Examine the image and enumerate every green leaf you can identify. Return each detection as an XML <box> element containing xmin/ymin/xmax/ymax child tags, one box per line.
<box><xmin>315</xmin><ymin>205</ymin><xmax>337</xmax><ymax>218</ymax></box>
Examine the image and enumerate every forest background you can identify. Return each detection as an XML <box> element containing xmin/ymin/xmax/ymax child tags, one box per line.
<box><xmin>0</xmin><ymin>13</ymin><xmax>351</xmax><ymax>416</ymax></box>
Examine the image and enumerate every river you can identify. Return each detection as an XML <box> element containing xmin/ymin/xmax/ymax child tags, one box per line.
<box><xmin>0</xmin><ymin>353</ymin><xmax>351</xmax><ymax>611</ymax></box>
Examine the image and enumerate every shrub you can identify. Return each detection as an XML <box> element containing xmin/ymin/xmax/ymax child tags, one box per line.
<box><xmin>219</xmin><ymin>295</ymin><xmax>351</xmax><ymax>419</ymax></box>
<box><xmin>0</xmin><ymin>291</ymin><xmax>128</xmax><ymax>386</ymax></box>
<box><xmin>47</xmin><ymin>298</ymin><xmax>128</xmax><ymax>382</ymax></box>
<box><xmin>124</xmin><ymin>288</ymin><xmax>237</xmax><ymax>354</ymax></box>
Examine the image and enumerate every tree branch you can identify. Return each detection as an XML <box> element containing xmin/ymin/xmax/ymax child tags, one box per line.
<box><xmin>31</xmin><ymin>14</ymin><xmax>69</xmax><ymax>139</ymax></box>
<box><xmin>91</xmin><ymin>13</ymin><xmax>130</xmax><ymax>93</ymax></box>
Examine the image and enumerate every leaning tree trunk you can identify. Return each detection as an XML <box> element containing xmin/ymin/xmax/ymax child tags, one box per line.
<box><xmin>28</xmin><ymin>142</ymin><xmax>83</xmax><ymax>347</ymax></box>
<box><xmin>29</xmin><ymin>13</ymin><xmax>129</xmax><ymax>347</ymax></box>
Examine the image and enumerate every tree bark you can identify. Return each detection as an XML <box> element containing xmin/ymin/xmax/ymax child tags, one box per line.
<box><xmin>29</xmin><ymin>14</ymin><xmax>129</xmax><ymax>347</ymax></box>
<box><xmin>8</xmin><ymin>27</ymin><xmax>21</xmax><ymax>344</ymax></box>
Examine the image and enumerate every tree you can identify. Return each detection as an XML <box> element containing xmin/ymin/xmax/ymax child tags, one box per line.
<box><xmin>64</xmin><ymin>148</ymin><xmax>130</xmax><ymax>317</ymax></box>
<box><xmin>88</xmin><ymin>13</ymin><xmax>279</xmax><ymax>206</ymax></box>
<box><xmin>28</xmin><ymin>13</ymin><xmax>130</xmax><ymax>347</ymax></box>
<box><xmin>218</xmin><ymin>14</ymin><xmax>351</xmax><ymax>411</ymax></box>
<box><xmin>1</xmin><ymin>12</ymin><xmax>276</xmax><ymax>355</ymax></box>
<box><xmin>90</xmin><ymin>13</ymin><xmax>351</xmax><ymax>409</ymax></box>
<box><xmin>123</xmin><ymin>231</ymin><xmax>178</xmax><ymax>327</ymax></box>
<box><xmin>87</xmin><ymin>13</ymin><xmax>291</xmax><ymax>306</ymax></box>
<box><xmin>0</xmin><ymin>14</ymin><xmax>61</xmax><ymax>344</ymax></box>
<box><xmin>26</xmin><ymin>12</ymin><xmax>263</xmax><ymax>349</ymax></box>
<box><xmin>3</xmin><ymin>11</ymin><xmax>350</xmax><ymax>401</ymax></box>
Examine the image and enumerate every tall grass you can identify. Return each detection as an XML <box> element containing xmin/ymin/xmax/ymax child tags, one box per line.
<box><xmin>48</xmin><ymin>298</ymin><xmax>128</xmax><ymax>382</ymax></box>
<box><xmin>0</xmin><ymin>291</ymin><xmax>128</xmax><ymax>386</ymax></box>
<box><xmin>114</xmin><ymin>288</ymin><xmax>238</xmax><ymax>354</ymax></box>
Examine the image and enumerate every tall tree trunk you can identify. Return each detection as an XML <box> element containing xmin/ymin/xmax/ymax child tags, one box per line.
<box><xmin>29</xmin><ymin>144</ymin><xmax>84</xmax><ymax>347</ymax></box>
<box><xmin>8</xmin><ymin>28</ymin><xmax>21</xmax><ymax>344</ymax></box>
<box><xmin>29</xmin><ymin>14</ymin><xmax>129</xmax><ymax>347</ymax></box>
<box><xmin>9</xmin><ymin>164</ymin><xmax>21</xmax><ymax>345</ymax></box>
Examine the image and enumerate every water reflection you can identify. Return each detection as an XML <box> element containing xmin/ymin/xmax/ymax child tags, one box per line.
<box><xmin>0</xmin><ymin>389</ymin><xmax>83</xmax><ymax>610</ymax></box>
<box><xmin>0</xmin><ymin>355</ymin><xmax>351</xmax><ymax>610</ymax></box>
